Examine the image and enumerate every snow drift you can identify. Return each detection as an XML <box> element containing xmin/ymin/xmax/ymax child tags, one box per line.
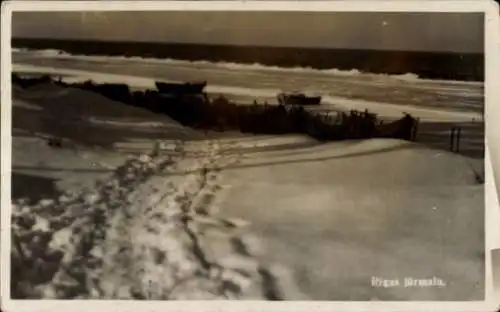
<box><xmin>215</xmin><ymin>137</ymin><xmax>484</xmax><ymax>300</ymax></box>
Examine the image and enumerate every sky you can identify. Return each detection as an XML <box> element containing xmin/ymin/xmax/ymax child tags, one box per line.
<box><xmin>12</xmin><ymin>11</ymin><xmax>484</xmax><ymax>53</ymax></box>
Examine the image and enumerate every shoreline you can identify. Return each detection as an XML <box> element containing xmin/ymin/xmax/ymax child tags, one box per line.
<box><xmin>12</xmin><ymin>63</ymin><xmax>484</xmax><ymax>122</ymax></box>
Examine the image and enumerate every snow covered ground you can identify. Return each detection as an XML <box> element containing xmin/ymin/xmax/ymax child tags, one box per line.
<box><xmin>9</xmin><ymin>50</ymin><xmax>485</xmax><ymax>300</ymax></box>
<box><xmin>215</xmin><ymin>137</ymin><xmax>484</xmax><ymax>300</ymax></box>
<box><xmin>11</xmin><ymin>82</ymin><xmax>273</xmax><ymax>300</ymax></box>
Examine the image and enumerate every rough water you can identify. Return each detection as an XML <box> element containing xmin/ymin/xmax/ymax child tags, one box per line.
<box><xmin>12</xmin><ymin>49</ymin><xmax>484</xmax><ymax>114</ymax></box>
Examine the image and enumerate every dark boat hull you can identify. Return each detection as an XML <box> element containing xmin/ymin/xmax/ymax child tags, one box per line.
<box><xmin>12</xmin><ymin>73</ymin><xmax>52</xmax><ymax>89</ymax></box>
<box><xmin>155</xmin><ymin>81</ymin><xmax>207</xmax><ymax>95</ymax></box>
<box><xmin>374</xmin><ymin>114</ymin><xmax>419</xmax><ymax>141</ymax></box>
<box><xmin>277</xmin><ymin>93</ymin><xmax>321</xmax><ymax>105</ymax></box>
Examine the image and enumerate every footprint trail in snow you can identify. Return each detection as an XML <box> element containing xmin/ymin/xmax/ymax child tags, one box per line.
<box><xmin>11</xmin><ymin>139</ymin><xmax>288</xmax><ymax>300</ymax></box>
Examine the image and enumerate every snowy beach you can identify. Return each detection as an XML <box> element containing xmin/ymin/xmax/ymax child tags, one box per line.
<box><xmin>10</xmin><ymin>49</ymin><xmax>485</xmax><ymax>300</ymax></box>
<box><xmin>13</xmin><ymin>48</ymin><xmax>484</xmax><ymax>114</ymax></box>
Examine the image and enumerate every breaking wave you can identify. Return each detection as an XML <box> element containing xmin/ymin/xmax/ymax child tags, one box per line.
<box><xmin>13</xmin><ymin>47</ymin><xmax>479</xmax><ymax>85</ymax></box>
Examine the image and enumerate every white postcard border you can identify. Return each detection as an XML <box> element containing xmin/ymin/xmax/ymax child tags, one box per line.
<box><xmin>1</xmin><ymin>1</ymin><xmax>499</xmax><ymax>311</ymax></box>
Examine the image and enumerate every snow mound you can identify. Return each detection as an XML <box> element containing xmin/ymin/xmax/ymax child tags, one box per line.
<box><xmin>215</xmin><ymin>137</ymin><xmax>484</xmax><ymax>300</ymax></box>
<box><xmin>14</xmin><ymin>82</ymin><xmax>176</xmax><ymax>121</ymax></box>
<box><xmin>222</xmin><ymin>137</ymin><xmax>482</xmax><ymax>187</ymax></box>
<box><xmin>11</xmin><ymin>81</ymin><xmax>205</xmax><ymax>201</ymax></box>
<box><xmin>11</xmin><ymin>130</ymin><xmax>127</xmax><ymax>198</ymax></box>
<box><xmin>12</xmin><ymin>82</ymin><xmax>203</xmax><ymax>150</ymax></box>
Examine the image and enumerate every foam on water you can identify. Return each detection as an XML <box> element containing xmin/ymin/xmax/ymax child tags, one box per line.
<box><xmin>15</xmin><ymin>47</ymin><xmax>481</xmax><ymax>86</ymax></box>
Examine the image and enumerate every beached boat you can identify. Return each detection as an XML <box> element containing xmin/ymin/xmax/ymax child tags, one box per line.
<box><xmin>12</xmin><ymin>73</ymin><xmax>53</xmax><ymax>89</ymax></box>
<box><xmin>277</xmin><ymin>92</ymin><xmax>322</xmax><ymax>106</ymax></box>
<box><xmin>374</xmin><ymin>113</ymin><xmax>419</xmax><ymax>141</ymax></box>
<box><xmin>155</xmin><ymin>81</ymin><xmax>207</xmax><ymax>95</ymax></box>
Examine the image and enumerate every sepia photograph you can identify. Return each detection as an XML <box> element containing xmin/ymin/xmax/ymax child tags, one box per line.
<box><xmin>2</xmin><ymin>1</ymin><xmax>498</xmax><ymax>306</ymax></box>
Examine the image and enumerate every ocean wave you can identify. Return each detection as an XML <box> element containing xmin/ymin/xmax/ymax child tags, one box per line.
<box><xmin>14</xmin><ymin>47</ymin><xmax>478</xmax><ymax>85</ymax></box>
<box><xmin>33</xmin><ymin>48</ymin><xmax>72</xmax><ymax>57</ymax></box>
<box><xmin>85</xmin><ymin>117</ymin><xmax>167</xmax><ymax>128</ymax></box>
<box><xmin>84</xmin><ymin>54</ymin><xmax>424</xmax><ymax>82</ymax></box>
<box><xmin>12</xmin><ymin>47</ymin><xmax>30</xmax><ymax>53</ymax></box>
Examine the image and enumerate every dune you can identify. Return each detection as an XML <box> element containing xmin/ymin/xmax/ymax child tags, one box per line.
<box><xmin>11</xmin><ymin>82</ymin><xmax>203</xmax><ymax>199</ymax></box>
<box><xmin>211</xmin><ymin>137</ymin><xmax>484</xmax><ymax>300</ymax></box>
<box><xmin>13</xmin><ymin>82</ymin><xmax>186</xmax><ymax>124</ymax></box>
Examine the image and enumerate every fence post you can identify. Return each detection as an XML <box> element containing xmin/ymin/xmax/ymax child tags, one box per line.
<box><xmin>456</xmin><ymin>127</ymin><xmax>462</xmax><ymax>153</ymax></box>
<box><xmin>450</xmin><ymin>127</ymin><xmax>455</xmax><ymax>152</ymax></box>
<box><xmin>411</xmin><ymin>118</ymin><xmax>420</xmax><ymax>141</ymax></box>
<box><xmin>449</xmin><ymin>126</ymin><xmax>462</xmax><ymax>153</ymax></box>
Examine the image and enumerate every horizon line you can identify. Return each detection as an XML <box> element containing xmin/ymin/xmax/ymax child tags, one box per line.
<box><xmin>11</xmin><ymin>37</ymin><xmax>485</xmax><ymax>55</ymax></box>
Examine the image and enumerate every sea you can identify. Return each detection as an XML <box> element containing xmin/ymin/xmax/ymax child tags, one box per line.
<box><xmin>11</xmin><ymin>38</ymin><xmax>484</xmax><ymax>115</ymax></box>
